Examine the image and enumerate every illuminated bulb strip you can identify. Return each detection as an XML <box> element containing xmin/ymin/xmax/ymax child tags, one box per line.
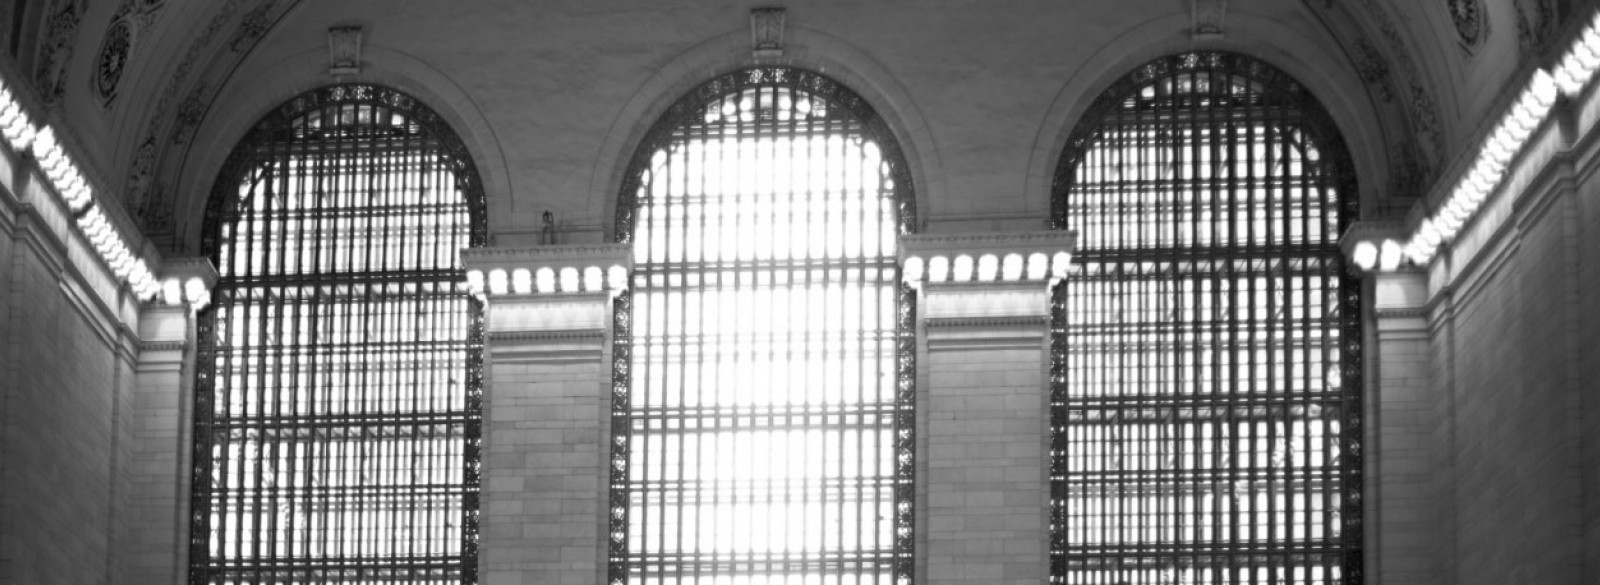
<box><xmin>902</xmin><ymin>250</ymin><xmax>1074</xmax><ymax>284</ymax></box>
<box><xmin>1363</xmin><ymin>9</ymin><xmax>1600</xmax><ymax>272</ymax></box>
<box><xmin>464</xmin><ymin>263</ymin><xmax>632</xmax><ymax>297</ymax></box>
<box><xmin>153</xmin><ymin>276</ymin><xmax>213</xmax><ymax>309</ymax></box>
<box><xmin>0</xmin><ymin>75</ymin><xmax>162</xmax><ymax>301</ymax></box>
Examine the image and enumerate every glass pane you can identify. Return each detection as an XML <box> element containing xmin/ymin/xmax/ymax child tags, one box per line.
<box><xmin>612</xmin><ymin>69</ymin><xmax>915</xmax><ymax>585</ymax></box>
<box><xmin>193</xmin><ymin>85</ymin><xmax>485</xmax><ymax>585</ymax></box>
<box><xmin>1049</xmin><ymin>53</ymin><xmax>1359</xmax><ymax>585</ymax></box>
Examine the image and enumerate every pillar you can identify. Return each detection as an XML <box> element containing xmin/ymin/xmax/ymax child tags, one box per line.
<box><xmin>901</xmin><ymin>232</ymin><xmax>1075</xmax><ymax>585</ymax></box>
<box><xmin>465</xmin><ymin>244</ymin><xmax>631</xmax><ymax>585</ymax></box>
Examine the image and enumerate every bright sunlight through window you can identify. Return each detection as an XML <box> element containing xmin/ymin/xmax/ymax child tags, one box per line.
<box><xmin>611</xmin><ymin>68</ymin><xmax>916</xmax><ymax>585</ymax></box>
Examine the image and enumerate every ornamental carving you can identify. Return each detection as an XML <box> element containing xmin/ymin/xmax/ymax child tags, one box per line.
<box><xmin>750</xmin><ymin>7</ymin><xmax>785</xmax><ymax>57</ymax></box>
<box><xmin>1308</xmin><ymin>0</ymin><xmax>1443</xmax><ymax>183</ymax></box>
<box><xmin>127</xmin><ymin>0</ymin><xmax>297</xmax><ymax>237</ymax></box>
<box><xmin>1192</xmin><ymin>0</ymin><xmax>1226</xmax><ymax>37</ymax></box>
<box><xmin>34</xmin><ymin>0</ymin><xmax>85</xmax><ymax>105</ymax></box>
<box><xmin>1354</xmin><ymin>40</ymin><xmax>1393</xmax><ymax>102</ymax></box>
<box><xmin>1407</xmin><ymin>84</ymin><xmax>1442</xmax><ymax>172</ymax></box>
<box><xmin>1515</xmin><ymin>0</ymin><xmax>1559</xmax><ymax>54</ymax></box>
<box><xmin>327</xmin><ymin>25</ymin><xmax>362</xmax><ymax>74</ymax></box>
<box><xmin>94</xmin><ymin>0</ymin><xmax>166</xmax><ymax>107</ymax></box>
<box><xmin>228</xmin><ymin>2</ymin><xmax>272</xmax><ymax>52</ymax></box>
<box><xmin>93</xmin><ymin>20</ymin><xmax>132</xmax><ymax>105</ymax></box>
<box><xmin>170</xmin><ymin>82</ymin><xmax>208</xmax><ymax>144</ymax></box>
<box><xmin>1448</xmin><ymin>0</ymin><xmax>1487</xmax><ymax>51</ymax></box>
<box><xmin>126</xmin><ymin>137</ymin><xmax>157</xmax><ymax>210</ymax></box>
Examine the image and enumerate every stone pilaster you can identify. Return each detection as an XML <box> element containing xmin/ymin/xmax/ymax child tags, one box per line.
<box><xmin>902</xmin><ymin>231</ymin><xmax>1074</xmax><ymax>585</ymax></box>
<box><xmin>117</xmin><ymin>257</ymin><xmax>215</xmax><ymax>585</ymax></box>
<box><xmin>1367</xmin><ymin>269</ymin><xmax>1437</xmax><ymax>585</ymax></box>
<box><xmin>464</xmin><ymin>244</ymin><xmax>630</xmax><ymax>585</ymax></box>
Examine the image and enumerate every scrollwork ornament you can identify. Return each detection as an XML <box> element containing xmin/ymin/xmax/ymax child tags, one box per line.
<box><xmin>1355</xmin><ymin>40</ymin><xmax>1393</xmax><ymax>102</ymax></box>
<box><xmin>170</xmin><ymin>82</ymin><xmax>209</xmax><ymax>144</ymax></box>
<box><xmin>1448</xmin><ymin>0</ymin><xmax>1488</xmax><ymax>52</ymax></box>
<box><xmin>34</xmin><ymin>0</ymin><xmax>84</xmax><ymax>105</ymax></box>
<box><xmin>228</xmin><ymin>2</ymin><xmax>272</xmax><ymax>52</ymax></box>
<box><xmin>93</xmin><ymin>20</ymin><xmax>132</xmax><ymax>106</ymax></box>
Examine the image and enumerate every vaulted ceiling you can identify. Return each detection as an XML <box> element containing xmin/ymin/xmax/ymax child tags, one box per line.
<box><xmin>2</xmin><ymin>0</ymin><xmax>1590</xmax><ymax>252</ymax></box>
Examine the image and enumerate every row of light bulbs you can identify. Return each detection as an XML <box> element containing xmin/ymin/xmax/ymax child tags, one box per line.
<box><xmin>1356</xmin><ymin>10</ymin><xmax>1600</xmax><ymax>272</ymax></box>
<box><xmin>464</xmin><ymin>251</ymin><xmax>1075</xmax><ymax>299</ymax></box>
<box><xmin>467</xmin><ymin>265</ymin><xmax>631</xmax><ymax>296</ymax></box>
<box><xmin>0</xmin><ymin>78</ymin><xmax>166</xmax><ymax>302</ymax></box>
<box><xmin>902</xmin><ymin>251</ymin><xmax>1073</xmax><ymax>284</ymax></box>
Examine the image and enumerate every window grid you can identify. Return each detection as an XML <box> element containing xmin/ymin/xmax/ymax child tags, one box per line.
<box><xmin>1049</xmin><ymin>53</ymin><xmax>1362</xmax><ymax>585</ymax></box>
<box><xmin>193</xmin><ymin>85</ymin><xmax>487</xmax><ymax>585</ymax></box>
<box><xmin>610</xmin><ymin>67</ymin><xmax>917</xmax><ymax>585</ymax></box>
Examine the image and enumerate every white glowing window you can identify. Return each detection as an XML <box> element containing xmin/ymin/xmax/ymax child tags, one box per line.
<box><xmin>613</xmin><ymin>69</ymin><xmax>914</xmax><ymax>585</ymax></box>
<box><xmin>1050</xmin><ymin>53</ymin><xmax>1357</xmax><ymax>585</ymax></box>
<box><xmin>194</xmin><ymin>85</ymin><xmax>484</xmax><ymax>585</ymax></box>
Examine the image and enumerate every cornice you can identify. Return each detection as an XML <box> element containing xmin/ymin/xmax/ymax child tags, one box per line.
<box><xmin>487</xmin><ymin>329</ymin><xmax>607</xmax><ymax>343</ymax></box>
<box><xmin>138</xmin><ymin>340</ymin><xmax>189</xmax><ymax>352</ymax></box>
<box><xmin>463</xmin><ymin>244</ymin><xmax>633</xmax><ymax>296</ymax></box>
<box><xmin>462</xmin><ymin>243</ymin><xmax>633</xmax><ymax>266</ymax></box>
<box><xmin>899</xmin><ymin>230</ymin><xmax>1078</xmax><ymax>257</ymax></box>
<box><xmin>924</xmin><ymin>315</ymin><xmax>1049</xmax><ymax>330</ymax></box>
<box><xmin>899</xmin><ymin>230</ymin><xmax>1077</xmax><ymax>285</ymax></box>
<box><xmin>1373</xmin><ymin>308</ymin><xmax>1429</xmax><ymax>319</ymax></box>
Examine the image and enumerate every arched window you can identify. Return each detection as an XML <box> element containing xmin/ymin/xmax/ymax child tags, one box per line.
<box><xmin>192</xmin><ymin>85</ymin><xmax>488</xmax><ymax>585</ymax></box>
<box><xmin>610</xmin><ymin>67</ymin><xmax>917</xmax><ymax>585</ymax></box>
<box><xmin>1049</xmin><ymin>53</ymin><xmax>1362</xmax><ymax>585</ymax></box>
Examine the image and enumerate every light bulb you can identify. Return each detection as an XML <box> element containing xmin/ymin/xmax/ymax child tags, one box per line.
<box><xmin>951</xmin><ymin>255</ymin><xmax>973</xmax><ymax>282</ymax></box>
<box><xmin>975</xmin><ymin>254</ymin><xmax>998</xmax><ymax>281</ymax></box>
<box><xmin>927</xmin><ymin>255</ymin><xmax>949</xmax><ymax>283</ymax></box>
<box><xmin>1378</xmin><ymin>239</ymin><xmax>1404</xmax><ymax>271</ymax></box>
<box><xmin>511</xmin><ymin>268</ymin><xmax>532</xmax><ymax>294</ymax></box>
<box><xmin>1052</xmin><ymin>251</ymin><xmax>1072</xmax><ymax>279</ymax></box>
<box><xmin>487</xmin><ymin>269</ymin><xmax>508</xmax><ymax>295</ymax></box>
<box><xmin>1001</xmin><ymin>254</ymin><xmax>1023</xmax><ymax>281</ymax></box>
<box><xmin>534</xmin><ymin>267</ymin><xmax>555</xmax><ymax>293</ymax></box>
<box><xmin>608</xmin><ymin>265</ymin><xmax>628</xmax><ymax>291</ymax></box>
<box><xmin>1351</xmin><ymin>241</ymin><xmax>1378</xmax><ymax>271</ymax></box>
<box><xmin>902</xmin><ymin>256</ymin><xmax>924</xmax><ymax>282</ymax></box>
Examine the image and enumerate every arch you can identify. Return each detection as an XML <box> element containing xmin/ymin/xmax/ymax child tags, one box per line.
<box><xmin>613</xmin><ymin>65</ymin><xmax>918</xmax><ymax>241</ymax></box>
<box><xmin>1046</xmin><ymin>51</ymin><xmax>1363</xmax><ymax>584</ymax></box>
<box><xmin>174</xmin><ymin>45</ymin><xmax>510</xmax><ymax>250</ymax></box>
<box><xmin>190</xmin><ymin>82</ymin><xmax>488</xmax><ymax>585</ymax></box>
<box><xmin>1025</xmin><ymin>11</ymin><xmax>1388</xmax><ymax>218</ymax></box>
<box><xmin>607</xmin><ymin>65</ymin><xmax>918</xmax><ymax>583</ymax></box>
<box><xmin>199</xmin><ymin>83</ymin><xmax>489</xmax><ymax>253</ymax></box>
<box><xmin>590</xmin><ymin>26</ymin><xmax>940</xmax><ymax>236</ymax></box>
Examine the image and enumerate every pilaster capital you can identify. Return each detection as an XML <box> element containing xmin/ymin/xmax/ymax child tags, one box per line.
<box><xmin>899</xmin><ymin>231</ymin><xmax>1077</xmax><ymax>285</ymax></box>
<box><xmin>901</xmin><ymin>231</ymin><xmax>1076</xmax><ymax>347</ymax></box>
<box><xmin>461</xmin><ymin>243</ymin><xmax>632</xmax><ymax>297</ymax></box>
<box><xmin>152</xmin><ymin>256</ymin><xmax>218</xmax><ymax>310</ymax></box>
<box><xmin>136</xmin><ymin>304</ymin><xmax>190</xmax><ymax>368</ymax></box>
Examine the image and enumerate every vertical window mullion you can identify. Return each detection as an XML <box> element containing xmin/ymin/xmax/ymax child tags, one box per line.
<box><xmin>1051</xmin><ymin>54</ymin><xmax>1360</xmax><ymax>585</ymax></box>
<box><xmin>614</xmin><ymin>69</ymin><xmax>914</xmax><ymax>585</ymax></box>
<box><xmin>195</xmin><ymin>86</ymin><xmax>484</xmax><ymax>585</ymax></box>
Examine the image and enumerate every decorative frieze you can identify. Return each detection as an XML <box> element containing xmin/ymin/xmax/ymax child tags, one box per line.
<box><xmin>1449</xmin><ymin>0</ymin><xmax>1488</xmax><ymax>52</ymax></box>
<box><xmin>899</xmin><ymin>231</ymin><xmax>1077</xmax><ymax>285</ymax></box>
<box><xmin>461</xmin><ymin>243</ymin><xmax>633</xmax><ymax>298</ymax></box>
<box><xmin>154</xmin><ymin>257</ymin><xmax>218</xmax><ymax>309</ymax></box>
<box><xmin>750</xmin><ymin>7</ymin><xmax>785</xmax><ymax>58</ymax></box>
<box><xmin>34</xmin><ymin>0</ymin><xmax>84</xmax><ymax>105</ymax></box>
<box><xmin>1192</xmin><ymin>0</ymin><xmax>1226</xmax><ymax>38</ymax></box>
<box><xmin>328</xmin><ymin>25</ymin><xmax>362</xmax><ymax>75</ymax></box>
<box><xmin>903</xmin><ymin>231</ymin><xmax>1076</xmax><ymax>342</ymax></box>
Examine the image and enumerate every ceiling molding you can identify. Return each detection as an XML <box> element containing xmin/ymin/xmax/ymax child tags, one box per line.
<box><xmin>1306</xmin><ymin>0</ymin><xmax>1446</xmax><ymax>201</ymax></box>
<box><xmin>121</xmin><ymin>0</ymin><xmax>301</xmax><ymax>249</ymax></box>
